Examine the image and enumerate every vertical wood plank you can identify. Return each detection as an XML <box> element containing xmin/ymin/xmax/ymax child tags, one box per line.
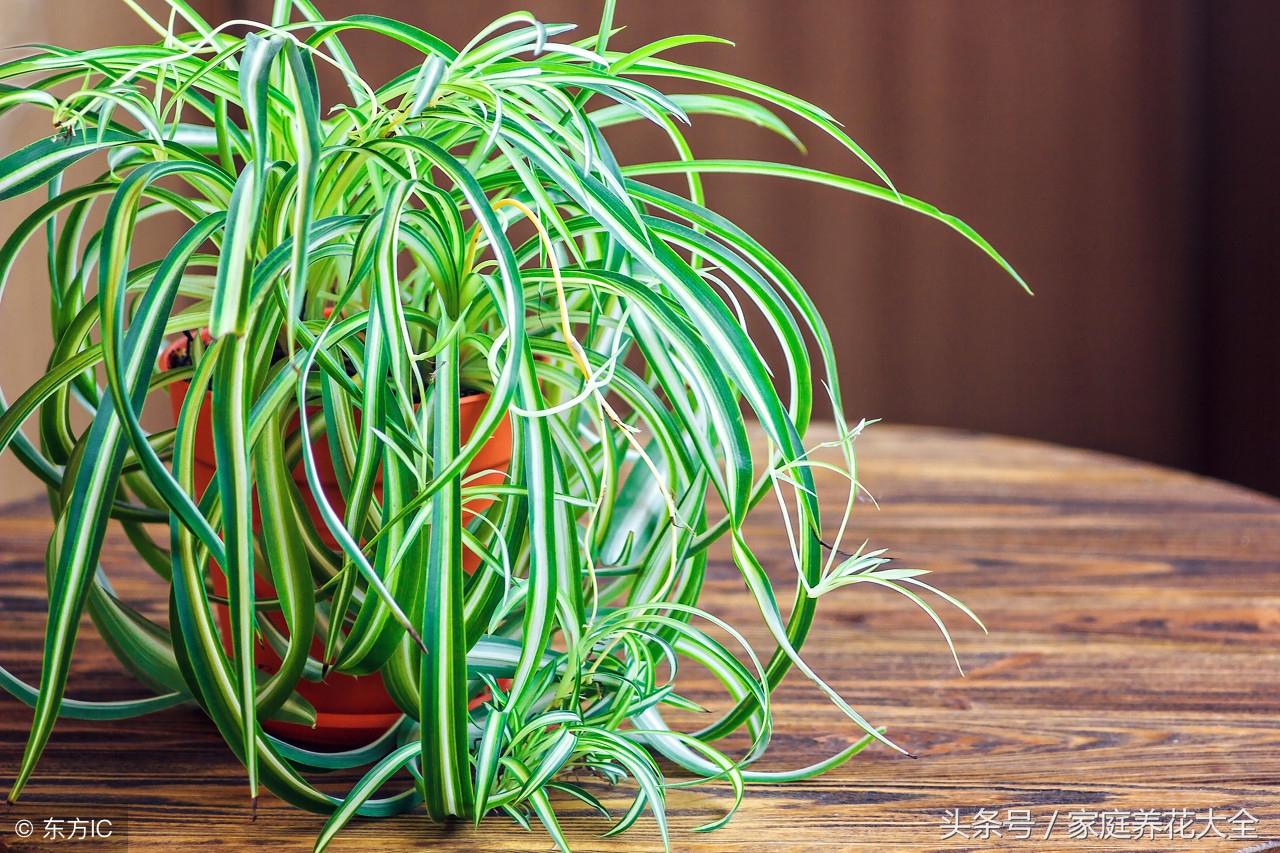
<box><xmin>1200</xmin><ymin>0</ymin><xmax>1280</xmax><ymax>494</ymax></box>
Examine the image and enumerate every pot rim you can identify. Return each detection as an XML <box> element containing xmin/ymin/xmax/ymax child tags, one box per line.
<box><xmin>158</xmin><ymin>334</ymin><xmax>494</xmax><ymax>403</ymax></box>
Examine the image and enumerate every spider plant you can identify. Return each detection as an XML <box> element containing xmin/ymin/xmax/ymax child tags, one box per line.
<box><xmin>0</xmin><ymin>1</ymin><xmax>1025</xmax><ymax>848</ymax></box>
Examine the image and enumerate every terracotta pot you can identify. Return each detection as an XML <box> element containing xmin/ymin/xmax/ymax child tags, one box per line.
<box><xmin>158</xmin><ymin>336</ymin><xmax>513</xmax><ymax>747</ymax></box>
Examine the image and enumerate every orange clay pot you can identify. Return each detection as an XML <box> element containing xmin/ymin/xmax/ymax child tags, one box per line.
<box><xmin>159</xmin><ymin>336</ymin><xmax>513</xmax><ymax>747</ymax></box>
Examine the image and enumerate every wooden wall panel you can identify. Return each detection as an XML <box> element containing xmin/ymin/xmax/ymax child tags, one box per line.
<box><xmin>3</xmin><ymin>1</ymin><xmax>1270</xmax><ymax>499</ymax></box>
<box><xmin>235</xmin><ymin>0</ymin><xmax>1205</xmax><ymax>467</ymax></box>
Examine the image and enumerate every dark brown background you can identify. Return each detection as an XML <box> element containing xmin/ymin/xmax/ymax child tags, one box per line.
<box><xmin>231</xmin><ymin>0</ymin><xmax>1278</xmax><ymax>494</ymax></box>
<box><xmin>12</xmin><ymin>1</ymin><xmax>1278</xmax><ymax>496</ymax></box>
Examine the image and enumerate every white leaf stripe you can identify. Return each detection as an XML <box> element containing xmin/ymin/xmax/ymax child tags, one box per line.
<box><xmin>0</xmin><ymin>7</ymin><xmax>1025</xmax><ymax>850</ymax></box>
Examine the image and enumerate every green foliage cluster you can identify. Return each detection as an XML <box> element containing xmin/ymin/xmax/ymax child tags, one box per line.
<box><xmin>0</xmin><ymin>2</ymin><xmax>1021</xmax><ymax>848</ymax></box>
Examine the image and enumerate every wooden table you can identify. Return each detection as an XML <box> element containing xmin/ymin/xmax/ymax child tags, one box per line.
<box><xmin>1</xmin><ymin>425</ymin><xmax>1278</xmax><ymax>851</ymax></box>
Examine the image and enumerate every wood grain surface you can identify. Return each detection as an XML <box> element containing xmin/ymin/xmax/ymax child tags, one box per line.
<box><xmin>1</xmin><ymin>424</ymin><xmax>1277</xmax><ymax>851</ymax></box>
